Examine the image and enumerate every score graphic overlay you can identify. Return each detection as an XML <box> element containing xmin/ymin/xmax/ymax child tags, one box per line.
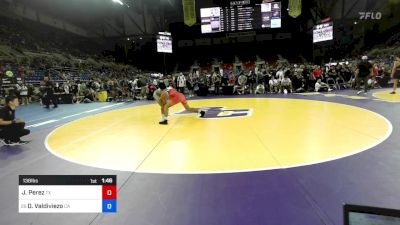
<box><xmin>19</xmin><ymin>175</ymin><xmax>117</xmax><ymax>213</ymax></box>
<box><xmin>200</xmin><ymin>1</ymin><xmax>281</xmax><ymax>34</ymax></box>
<box><xmin>157</xmin><ymin>32</ymin><xmax>173</xmax><ymax>53</ymax></box>
<box><xmin>313</xmin><ymin>22</ymin><xmax>334</xmax><ymax>43</ymax></box>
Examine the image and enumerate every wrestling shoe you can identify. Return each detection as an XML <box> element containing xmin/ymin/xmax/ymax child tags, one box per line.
<box><xmin>200</xmin><ymin>110</ymin><xmax>206</xmax><ymax>118</ymax></box>
<box><xmin>3</xmin><ymin>140</ymin><xmax>20</xmax><ymax>146</ymax></box>
<box><xmin>159</xmin><ymin>120</ymin><xmax>168</xmax><ymax>125</ymax></box>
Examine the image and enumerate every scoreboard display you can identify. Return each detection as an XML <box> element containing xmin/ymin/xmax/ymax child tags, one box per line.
<box><xmin>313</xmin><ymin>22</ymin><xmax>334</xmax><ymax>43</ymax></box>
<box><xmin>19</xmin><ymin>175</ymin><xmax>117</xmax><ymax>213</ymax></box>
<box><xmin>200</xmin><ymin>1</ymin><xmax>281</xmax><ymax>33</ymax></box>
<box><xmin>157</xmin><ymin>32</ymin><xmax>173</xmax><ymax>53</ymax></box>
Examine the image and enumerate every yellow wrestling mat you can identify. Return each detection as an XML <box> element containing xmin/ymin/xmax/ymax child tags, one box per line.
<box><xmin>373</xmin><ymin>89</ymin><xmax>400</xmax><ymax>102</ymax></box>
<box><xmin>45</xmin><ymin>98</ymin><xmax>392</xmax><ymax>174</ymax></box>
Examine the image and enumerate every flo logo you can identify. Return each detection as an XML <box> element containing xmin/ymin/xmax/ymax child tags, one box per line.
<box><xmin>359</xmin><ymin>12</ymin><xmax>382</xmax><ymax>20</ymax></box>
<box><xmin>176</xmin><ymin>107</ymin><xmax>253</xmax><ymax>119</ymax></box>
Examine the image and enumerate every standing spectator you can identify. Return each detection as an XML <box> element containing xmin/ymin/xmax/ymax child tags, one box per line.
<box><xmin>15</xmin><ymin>83</ymin><xmax>21</xmax><ymax>100</ymax></box>
<box><xmin>127</xmin><ymin>80</ymin><xmax>135</xmax><ymax>99</ymax></box>
<box><xmin>168</xmin><ymin>75</ymin><xmax>174</xmax><ymax>87</ymax></box>
<box><xmin>163</xmin><ymin>76</ymin><xmax>169</xmax><ymax>87</ymax></box>
<box><xmin>71</xmin><ymin>81</ymin><xmax>79</xmax><ymax>97</ymax></box>
<box><xmin>27</xmin><ymin>84</ymin><xmax>34</xmax><ymax>103</ymax></box>
<box><xmin>0</xmin><ymin>95</ymin><xmax>30</xmax><ymax>145</ymax></box>
<box><xmin>177</xmin><ymin>72</ymin><xmax>186</xmax><ymax>94</ymax></box>
<box><xmin>186</xmin><ymin>74</ymin><xmax>194</xmax><ymax>97</ymax></box>
<box><xmin>313</xmin><ymin>66</ymin><xmax>322</xmax><ymax>80</ymax></box>
<box><xmin>43</xmin><ymin>76</ymin><xmax>58</xmax><ymax>108</ymax></box>
<box><xmin>390</xmin><ymin>55</ymin><xmax>400</xmax><ymax>94</ymax></box>
<box><xmin>93</xmin><ymin>80</ymin><xmax>101</xmax><ymax>92</ymax></box>
<box><xmin>256</xmin><ymin>69</ymin><xmax>265</xmax><ymax>86</ymax></box>
<box><xmin>19</xmin><ymin>83</ymin><xmax>29</xmax><ymax>105</ymax></box>
<box><xmin>237</xmin><ymin>72</ymin><xmax>247</xmax><ymax>95</ymax></box>
<box><xmin>211</xmin><ymin>72</ymin><xmax>221</xmax><ymax>94</ymax></box>
<box><xmin>139</xmin><ymin>78</ymin><xmax>148</xmax><ymax>100</ymax></box>
<box><xmin>228</xmin><ymin>72</ymin><xmax>236</xmax><ymax>86</ymax></box>
<box><xmin>63</xmin><ymin>82</ymin><xmax>70</xmax><ymax>94</ymax></box>
<box><xmin>222</xmin><ymin>70</ymin><xmax>229</xmax><ymax>85</ymax></box>
<box><xmin>356</xmin><ymin>56</ymin><xmax>373</xmax><ymax>95</ymax></box>
<box><xmin>302</xmin><ymin>66</ymin><xmax>314</xmax><ymax>91</ymax></box>
<box><xmin>372</xmin><ymin>63</ymin><xmax>379</xmax><ymax>77</ymax></box>
<box><xmin>276</xmin><ymin>68</ymin><xmax>285</xmax><ymax>81</ymax></box>
<box><xmin>247</xmin><ymin>71</ymin><xmax>257</xmax><ymax>94</ymax></box>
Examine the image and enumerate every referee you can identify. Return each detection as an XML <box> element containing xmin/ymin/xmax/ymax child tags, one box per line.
<box><xmin>43</xmin><ymin>76</ymin><xmax>58</xmax><ymax>108</ymax></box>
<box><xmin>356</xmin><ymin>56</ymin><xmax>373</xmax><ymax>95</ymax></box>
<box><xmin>0</xmin><ymin>96</ymin><xmax>30</xmax><ymax>145</ymax></box>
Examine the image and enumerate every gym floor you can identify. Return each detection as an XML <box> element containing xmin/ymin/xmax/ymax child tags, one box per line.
<box><xmin>1</xmin><ymin>88</ymin><xmax>399</xmax><ymax>225</ymax></box>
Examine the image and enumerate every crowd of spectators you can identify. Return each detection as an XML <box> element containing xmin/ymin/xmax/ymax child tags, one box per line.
<box><xmin>0</xmin><ymin>54</ymin><xmax>396</xmax><ymax>106</ymax></box>
<box><xmin>0</xmin><ymin>13</ymin><xmax>398</xmax><ymax>104</ymax></box>
<box><xmin>161</xmin><ymin>59</ymin><xmax>391</xmax><ymax>97</ymax></box>
<box><xmin>0</xmin><ymin>57</ymin><xmax>156</xmax><ymax>105</ymax></box>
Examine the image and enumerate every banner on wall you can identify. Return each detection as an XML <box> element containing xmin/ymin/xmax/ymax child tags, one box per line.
<box><xmin>183</xmin><ymin>0</ymin><xmax>196</xmax><ymax>26</ymax></box>
<box><xmin>288</xmin><ymin>0</ymin><xmax>302</xmax><ymax>18</ymax></box>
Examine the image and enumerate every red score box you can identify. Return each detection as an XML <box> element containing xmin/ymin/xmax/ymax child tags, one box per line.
<box><xmin>102</xmin><ymin>185</ymin><xmax>117</xmax><ymax>199</ymax></box>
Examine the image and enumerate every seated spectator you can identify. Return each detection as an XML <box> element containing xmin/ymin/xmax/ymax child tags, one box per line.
<box><xmin>269</xmin><ymin>76</ymin><xmax>280</xmax><ymax>93</ymax></box>
<box><xmin>368</xmin><ymin>77</ymin><xmax>381</xmax><ymax>89</ymax></box>
<box><xmin>255</xmin><ymin>83</ymin><xmax>266</xmax><ymax>94</ymax></box>
<box><xmin>315</xmin><ymin>79</ymin><xmax>332</xmax><ymax>92</ymax></box>
<box><xmin>343</xmin><ymin>66</ymin><xmax>353</xmax><ymax>81</ymax></box>
<box><xmin>280</xmin><ymin>75</ymin><xmax>293</xmax><ymax>94</ymax></box>
<box><xmin>235</xmin><ymin>84</ymin><xmax>246</xmax><ymax>95</ymax></box>
<box><xmin>0</xmin><ymin>96</ymin><xmax>30</xmax><ymax>146</ymax></box>
<box><xmin>292</xmin><ymin>69</ymin><xmax>304</xmax><ymax>92</ymax></box>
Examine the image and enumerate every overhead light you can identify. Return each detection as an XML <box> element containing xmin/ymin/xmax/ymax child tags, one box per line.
<box><xmin>112</xmin><ymin>0</ymin><xmax>123</xmax><ymax>5</ymax></box>
<box><xmin>127</xmin><ymin>37</ymin><xmax>130</xmax><ymax>41</ymax></box>
<box><xmin>354</xmin><ymin>21</ymin><xmax>358</xmax><ymax>25</ymax></box>
<box><xmin>140</xmin><ymin>37</ymin><xmax>142</xmax><ymax>40</ymax></box>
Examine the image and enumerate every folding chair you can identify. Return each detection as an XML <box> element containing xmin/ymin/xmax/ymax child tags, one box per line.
<box><xmin>336</xmin><ymin>77</ymin><xmax>347</xmax><ymax>90</ymax></box>
<box><xmin>326</xmin><ymin>77</ymin><xmax>337</xmax><ymax>90</ymax></box>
